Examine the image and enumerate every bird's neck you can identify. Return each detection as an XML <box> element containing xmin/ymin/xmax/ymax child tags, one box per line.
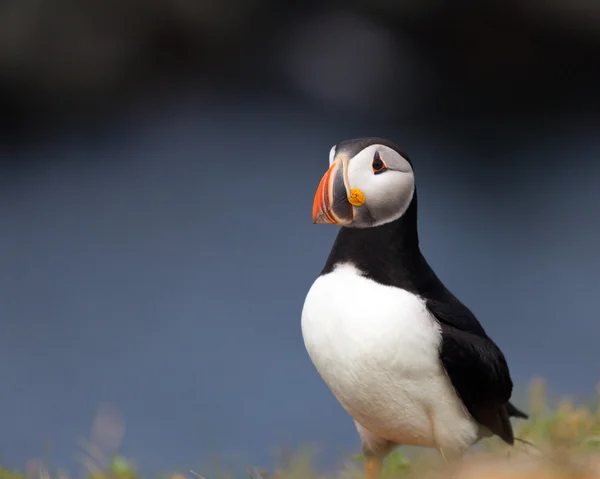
<box><xmin>321</xmin><ymin>194</ymin><xmax>426</xmax><ymax>288</ymax></box>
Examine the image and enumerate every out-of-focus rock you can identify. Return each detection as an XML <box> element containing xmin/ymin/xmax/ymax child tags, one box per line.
<box><xmin>278</xmin><ymin>9</ymin><xmax>432</xmax><ymax>119</ymax></box>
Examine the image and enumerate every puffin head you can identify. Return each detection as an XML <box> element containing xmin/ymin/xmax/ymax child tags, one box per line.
<box><xmin>312</xmin><ymin>137</ymin><xmax>415</xmax><ymax>228</ymax></box>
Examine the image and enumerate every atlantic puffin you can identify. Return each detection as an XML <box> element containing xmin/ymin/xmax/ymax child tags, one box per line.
<box><xmin>301</xmin><ymin>138</ymin><xmax>527</xmax><ymax>479</ymax></box>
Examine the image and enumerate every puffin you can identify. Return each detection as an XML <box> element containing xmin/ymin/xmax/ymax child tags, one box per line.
<box><xmin>301</xmin><ymin>138</ymin><xmax>528</xmax><ymax>479</ymax></box>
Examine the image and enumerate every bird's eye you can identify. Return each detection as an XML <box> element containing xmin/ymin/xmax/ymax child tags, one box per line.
<box><xmin>372</xmin><ymin>152</ymin><xmax>387</xmax><ymax>174</ymax></box>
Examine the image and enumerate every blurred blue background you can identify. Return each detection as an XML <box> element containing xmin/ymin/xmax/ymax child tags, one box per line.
<box><xmin>1</xmin><ymin>0</ymin><xmax>599</xmax><ymax>475</ymax></box>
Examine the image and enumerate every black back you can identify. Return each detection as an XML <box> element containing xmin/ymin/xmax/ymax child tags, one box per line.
<box><xmin>321</xmin><ymin>189</ymin><xmax>527</xmax><ymax>444</ymax></box>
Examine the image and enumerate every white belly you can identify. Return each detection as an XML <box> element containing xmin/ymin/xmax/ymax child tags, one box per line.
<box><xmin>301</xmin><ymin>263</ymin><xmax>480</xmax><ymax>451</ymax></box>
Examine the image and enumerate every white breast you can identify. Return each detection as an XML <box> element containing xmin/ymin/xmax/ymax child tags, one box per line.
<box><xmin>301</xmin><ymin>263</ymin><xmax>481</xmax><ymax>453</ymax></box>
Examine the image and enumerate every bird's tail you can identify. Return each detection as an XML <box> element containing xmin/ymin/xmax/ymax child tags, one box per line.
<box><xmin>507</xmin><ymin>401</ymin><xmax>529</xmax><ymax>419</ymax></box>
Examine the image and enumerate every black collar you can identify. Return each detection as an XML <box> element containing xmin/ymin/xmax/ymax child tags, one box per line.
<box><xmin>320</xmin><ymin>191</ymin><xmax>437</xmax><ymax>292</ymax></box>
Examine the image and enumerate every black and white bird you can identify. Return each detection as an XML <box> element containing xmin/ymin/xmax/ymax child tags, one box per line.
<box><xmin>301</xmin><ymin>138</ymin><xmax>528</xmax><ymax>479</ymax></box>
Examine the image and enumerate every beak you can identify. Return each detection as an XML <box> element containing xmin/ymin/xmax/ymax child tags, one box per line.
<box><xmin>312</xmin><ymin>157</ymin><xmax>354</xmax><ymax>225</ymax></box>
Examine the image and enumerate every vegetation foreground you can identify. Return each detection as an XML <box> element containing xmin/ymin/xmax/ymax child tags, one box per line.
<box><xmin>3</xmin><ymin>379</ymin><xmax>600</xmax><ymax>479</ymax></box>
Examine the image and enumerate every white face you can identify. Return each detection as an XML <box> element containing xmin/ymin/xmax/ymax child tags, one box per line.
<box><xmin>344</xmin><ymin>144</ymin><xmax>415</xmax><ymax>228</ymax></box>
<box><xmin>312</xmin><ymin>140</ymin><xmax>415</xmax><ymax>228</ymax></box>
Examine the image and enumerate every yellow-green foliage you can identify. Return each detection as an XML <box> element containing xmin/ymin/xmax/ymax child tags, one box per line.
<box><xmin>256</xmin><ymin>379</ymin><xmax>600</xmax><ymax>479</ymax></box>
<box><xmin>514</xmin><ymin>379</ymin><xmax>600</xmax><ymax>451</ymax></box>
<box><xmin>0</xmin><ymin>466</ymin><xmax>25</xmax><ymax>479</ymax></box>
<box><xmin>11</xmin><ymin>379</ymin><xmax>600</xmax><ymax>479</ymax></box>
<box><xmin>86</xmin><ymin>457</ymin><xmax>139</xmax><ymax>479</ymax></box>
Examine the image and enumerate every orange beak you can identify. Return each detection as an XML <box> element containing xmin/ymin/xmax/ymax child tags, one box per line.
<box><xmin>312</xmin><ymin>157</ymin><xmax>354</xmax><ymax>225</ymax></box>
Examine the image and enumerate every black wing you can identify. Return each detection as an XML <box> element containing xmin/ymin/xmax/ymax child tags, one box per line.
<box><xmin>426</xmin><ymin>297</ymin><xmax>524</xmax><ymax>444</ymax></box>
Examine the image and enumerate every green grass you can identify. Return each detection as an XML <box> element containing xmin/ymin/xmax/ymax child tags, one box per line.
<box><xmin>8</xmin><ymin>378</ymin><xmax>600</xmax><ymax>479</ymax></box>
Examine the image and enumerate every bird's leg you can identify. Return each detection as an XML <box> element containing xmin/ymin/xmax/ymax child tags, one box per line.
<box><xmin>426</xmin><ymin>407</ymin><xmax>466</xmax><ymax>468</ymax></box>
<box><xmin>427</xmin><ymin>408</ymin><xmax>449</xmax><ymax>466</ymax></box>
<box><xmin>355</xmin><ymin>421</ymin><xmax>397</xmax><ymax>479</ymax></box>
<box><xmin>365</xmin><ymin>456</ymin><xmax>382</xmax><ymax>479</ymax></box>
<box><xmin>437</xmin><ymin>447</ymin><xmax>449</xmax><ymax>465</ymax></box>
<box><xmin>437</xmin><ymin>444</ymin><xmax>466</xmax><ymax>466</ymax></box>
